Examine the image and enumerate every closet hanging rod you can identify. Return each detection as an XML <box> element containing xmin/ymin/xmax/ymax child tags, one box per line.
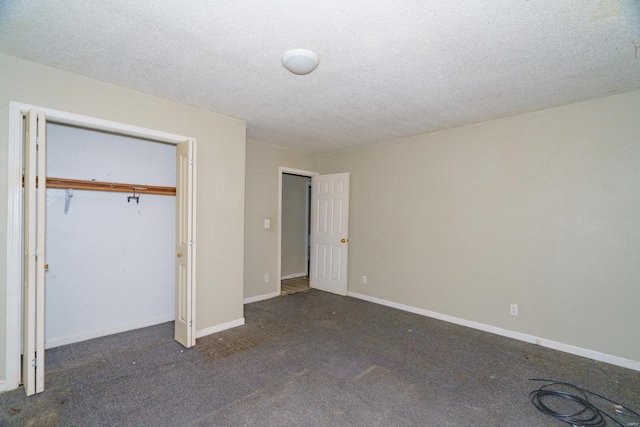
<box><xmin>23</xmin><ymin>176</ymin><xmax>176</xmax><ymax>196</ymax></box>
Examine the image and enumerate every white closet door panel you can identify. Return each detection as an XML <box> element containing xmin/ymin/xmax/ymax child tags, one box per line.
<box><xmin>23</xmin><ymin>109</ymin><xmax>46</xmax><ymax>395</ymax></box>
<box><xmin>175</xmin><ymin>139</ymin><xmax>196</xmax><ymax>347</ymax></box>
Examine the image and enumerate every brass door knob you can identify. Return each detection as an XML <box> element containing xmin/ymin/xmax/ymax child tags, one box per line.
<box><xmin>341</xmin><ymin>238</ymin><xmax>348</xmax><ymax>243</ymax></box>
<box><xmin>177</xmin><ymin>253</ymin><xmax>182</xmax><ymax>258</ymax></box>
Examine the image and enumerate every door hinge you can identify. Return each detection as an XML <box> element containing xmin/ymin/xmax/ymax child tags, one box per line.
<box><xmin>189</xmin><ymin>240</ymin><xmax>194</xmax><ymax>247</ymax></box>
<box><xmin>188</xmin><ymin>320</ymin><xmax>193</xmax><ymax>327</ymax></box>
<box><xmin>36</xmin><ymin>136</ymin><xmax>40</xmax><ymax>146</ymax></box>
<box><xmin>32</xmin><ymin>358</ymin><xmax>37</xmax><ymax>368</ymax></box>
<box><xmin>34</xmin><ymin>248</ymin><xmax>39</xmax><ymax>257</ymax></box>
<box><xmin>189</xmin><ymin>159</ymin><xmax>194</xmax><ymax>166</ymax></box>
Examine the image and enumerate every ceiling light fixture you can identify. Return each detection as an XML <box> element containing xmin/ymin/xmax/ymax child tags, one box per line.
<box><xmin>281</xmin><ymin>49</ymin><xmax>319</xmax><ymax>75</ymax></box>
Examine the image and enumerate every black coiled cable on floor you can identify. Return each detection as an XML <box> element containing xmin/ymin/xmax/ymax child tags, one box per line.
<box><xmin>529</xmin><ymin>379</ymin><xmax>640</xmax><ymax>427</ymax></box>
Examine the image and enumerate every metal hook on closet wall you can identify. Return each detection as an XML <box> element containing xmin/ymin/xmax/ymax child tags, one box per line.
<box><xmin>64</xmin><ymin>189</ymin><xmax>73</xmax><ymax>214</ymax></box>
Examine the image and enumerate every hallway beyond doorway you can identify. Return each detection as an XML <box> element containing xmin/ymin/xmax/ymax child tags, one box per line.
<box><xmin>281</xmin><ymin>277</ymin><xmax>310</xmax><ymax>295</ymax></box>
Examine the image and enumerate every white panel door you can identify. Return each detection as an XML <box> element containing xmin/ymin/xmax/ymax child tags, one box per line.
<box><xmin>175</xmin><ymin>139</ymin><xmax>196</xmax><ymax>347</ymax></box>
<box><xmin>310</xmin><ymin>173</ymin><xmax>350</xmax><ymax>296</ymax></box>
<box><xmin>23</xmin><ymin>110</ymin><xmax>46</xmax><ymax>395</ymax></box>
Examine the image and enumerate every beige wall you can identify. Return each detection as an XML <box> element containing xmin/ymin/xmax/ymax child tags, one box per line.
<box><xmin>281</xmin><ymin>174</ymin><xmax>310</xmax><ymax>278</ymax></box>
<box><xmin>244</xmin><ymin>140</ymin><xmax>318</xmax><ymax>299</ymax></box>
<box><xmin>0</xmin><ymin>54</ymin><xmax>246</xmax><ymax>383</ymax></box>
<box><xmin>319</xmin><ymin>90</ymin><xmax>640</xmax><ymax>363</ymax></box>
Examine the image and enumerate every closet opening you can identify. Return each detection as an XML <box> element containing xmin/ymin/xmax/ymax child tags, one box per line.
<box><xmin>43</xmin><ymin>122</ymin><xmax>177</xmax><ymax>350</ymax></box>
<box><xmin>6</xmin><ymin>102</ymin><xmax>197</xmax><ymax>395</ymax></box>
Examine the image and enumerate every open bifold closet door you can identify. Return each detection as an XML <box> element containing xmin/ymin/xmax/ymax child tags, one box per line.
<box><xmin>23</xmin><ymin>110</ymin><xmax>46</xmax><ymax>396</ymax></box>
<box><xmin>174</xmin><ymin>139</ymin><xmax>197</xmax><ymax>348</ymax></box>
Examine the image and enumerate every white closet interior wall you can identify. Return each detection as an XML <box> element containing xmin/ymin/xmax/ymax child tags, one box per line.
<box><xmin>44</xmin><ymin>123</ymin><xmax>176</xmax><ymax>349</ymax></box>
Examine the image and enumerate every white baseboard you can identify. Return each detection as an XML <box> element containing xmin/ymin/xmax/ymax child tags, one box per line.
<box><xmin>244</xmin><ymin>292</ymin><xmax>279</xmax><ymax>304</ymax></box>
<box><xmin>281</xmin><ymin>272</ymin><xmax>307</xmax><ymax>280</ymax></box>
<box><xmin>45</xmin><ymin>314</ymin><xmax>175</xmax><ymax>349</ymax></box>
<box><xmin>195</xmin><ymin>318</ymin><xmax>245</xmax><ymax>339</ymax></box>
<box><xmin>347</xmin><ymin>291</ymin><xmax>640</xmax><ymax>372</ymax></box>
<box><xmin>0</xmin><ymin>380</ymin><xmax>5</xmax><ymax>392</ymax></box>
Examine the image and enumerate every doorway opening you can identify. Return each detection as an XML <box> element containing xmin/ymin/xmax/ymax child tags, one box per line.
<box><xmin>277</xmin><ymin>168</ymin><xmax>351</xmax><ymax>298</ymax></box>
<box><xmin>278</xmin><ymin>168</ymin><xmax>316</xmax><ymax>296</ymax></box>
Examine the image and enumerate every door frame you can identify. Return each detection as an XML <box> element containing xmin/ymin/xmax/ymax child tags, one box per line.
<box><xmin>277</xmin><ymin>167</ymin><xmax>317</xmax><ymax>295</ymax></box>
<box><xmin>5</xmin><ymin>101</ymin><xmax>196</xmax><ymax>391</ymax></box>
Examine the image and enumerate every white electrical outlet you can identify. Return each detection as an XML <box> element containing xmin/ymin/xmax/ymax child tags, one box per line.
<box><xmin>264</xmin><ymin>274</ymin><xmax>269</xmax><ymax>282</ymax></box>
<box><xmin>362</xmin><ymin>275</ymin><xmax>367</xmax><ymax>284</ymax></box>
<box><xmin>264</xmin><ymin>219</ymin><xmax>270</xmax><ymax>229</ymax></box>
<box><xmin>510</xmin><ymin>304</ymin><xmax>518</xmax><ymax>316</ymax></box>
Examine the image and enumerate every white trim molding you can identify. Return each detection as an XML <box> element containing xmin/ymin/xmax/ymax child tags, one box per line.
<box><xmin>195</xmin><ymin>318</ymin><xmax>245</xmax><ymax>339</ymax></box>
<box><xmin>5</xmin><ymin>102</ymin><xmax>23</xmax><ymax>391</ymax></box>
<box><xmin>347</xmin><ymin>291</ymin><xmax>640</xmax><ymax>372</ymax></box>
<box><xmin>0</xmin><ymin>380</ymin><xmax>5</xmax><ymax>392</ymax></box>
<box><xmin>244</xmin><ymin>292</ymin><xmax>279</xmax><ymax>304</ymax></box>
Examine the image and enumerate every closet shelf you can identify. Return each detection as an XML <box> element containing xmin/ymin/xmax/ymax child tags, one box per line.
<box><xmin>25</xmin><ymin>176</ymin><xmax>176</xmax><ymax>196</ymax></box>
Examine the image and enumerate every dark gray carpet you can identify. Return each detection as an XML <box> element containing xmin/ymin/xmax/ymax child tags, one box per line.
<box><xmin>1</xmin><ymin>290</ymin><xmax>639</xmax><ymax>426</ymax></box>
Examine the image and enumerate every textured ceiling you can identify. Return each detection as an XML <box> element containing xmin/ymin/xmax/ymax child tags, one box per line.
<box><xmin>1</xmin><ymin>1</ymin><xmax>639</xmax><ymax>154</ymax></box>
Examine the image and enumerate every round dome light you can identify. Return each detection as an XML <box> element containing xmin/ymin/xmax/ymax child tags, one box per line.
<box><xmin>281</xmin><ymin>49</ymin><xmax>319</xmax><ymax>75</ymax></box>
